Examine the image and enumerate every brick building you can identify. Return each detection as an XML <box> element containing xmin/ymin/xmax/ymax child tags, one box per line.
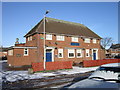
<box><xmin>7</xmin><ymin>17</ymin><xmax>105</xmax><ymax>67</ymax></box>
<box><xmin>0</xmin><ymin>47</ymin><xmax>8</xmax><ymax>60</ymax></box>
<box><xmin>106</xmin><ymin>44</ymin><xmax>120</xmax><ymax>58</ymax></box>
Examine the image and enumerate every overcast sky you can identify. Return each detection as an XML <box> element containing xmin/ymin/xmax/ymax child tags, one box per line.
<box><xmin>2</xmin><ymin>2</ymin><xmax>118</xmax><ymax>47</ymax></box>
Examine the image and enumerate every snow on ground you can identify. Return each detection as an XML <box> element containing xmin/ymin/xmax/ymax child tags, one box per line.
<box><xmin>1</xmin><ymin>66</ymin><xmax>98</xmax><ymax>82</ymax></box>
<box><xmin>0</xmin><ymin>60</ymin><xmax>7</xmax><ymax>63</ymax></box>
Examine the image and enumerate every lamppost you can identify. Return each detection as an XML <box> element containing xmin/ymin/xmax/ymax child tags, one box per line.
<box><xmin>43</xmin><ymin>10</ymin><xmax>49</xmax><ymax>70</ymax></box>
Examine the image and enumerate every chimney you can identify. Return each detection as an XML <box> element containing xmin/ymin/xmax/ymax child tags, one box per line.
<box><xmin>15</xmin><ymin>38</ymin><xmax>19</xmax><ymax>44</ymax></box>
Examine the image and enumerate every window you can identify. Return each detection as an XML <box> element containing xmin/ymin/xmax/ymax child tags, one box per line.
<box><xmin>46</xmin><ymin>34</ymin><xmax>52</xmax><ymax>40</ymax></box>
<box><xmin>68</xmin><ymin>49</ymin><xmax>75</xmax><ymax>58</ymax></box>
<box><xmin>8</xmin><ymin>50</ymin><xmax>13</xmax><ymax>56</ymax></box>
<box><xmin>28</xmin><ymin>37</ymin><xmax>30</xmax><ymax>41</ymax></box>
<box><xmin>28</xmin><ymin>36</ymin><xmax>32</xmax><ymax>41</ymax></box>
<box><xmin>30</xmin><ymin>36</ymin><xmax>32</xmax><ymax>41</ymax></box>
<box><xmin>76</xmin><ymin>49</ymin><xmax>82</xmax><ymax>58</ymax></box>
<box><xmin>118</xmin><ymin>49</ymin><xmax>120</xmax><ymax>51</ymax></box>
<box><xmin>93</xmin><ymin>39</ymin><xmax>96</xmax><ymax>43</ymax></box>
<box><xmin>58</xmin><ymin>49</ymin><xmax>63</xmax><ymax>58</ymax></box>
<box><xmin>56</xmin><ymin>35</ymin><xmax>64</xmax><ymax>41</ymax></box>
<box><xmin>84</xmin><ymin>38</ymin><xmax>90</xmax><ymax>43</ymax></box>
<box><xmin>72</xmin><ymin>37</ymin><xmax>78</xmax><ymax>42</ymax></box>
<box><xmin>24</xmin><ymin>49</ymin><xmax>28</xmax><ymax>56</ymax></box>
<box><xmin>86</xmin><ymin>49</ymin><xmax>90</xmax><ymax>57</ymax></box>
<box><xmin>112</xmin><ymin>49</ymin><xmax>115</xmax><ymax>51</ymax></box>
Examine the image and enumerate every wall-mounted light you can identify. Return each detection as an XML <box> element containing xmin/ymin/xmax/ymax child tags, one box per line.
<box><xmin>82</xmin><ymin>48</ymin><xmax>85</xmax><ymax>50</ymax></box>
<box><xmin>55</xmin><ymin>42</ymin><xmax>58</xmax><ymax>45</ymax></box>
<box><xmin>55</xmin><ymin>47</ymin><xmax>57</xmax><ymax>49</ymax></box>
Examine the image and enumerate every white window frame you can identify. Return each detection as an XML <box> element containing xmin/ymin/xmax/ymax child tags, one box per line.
<box><xmin>56</xmin><ymin>35</ymin><xmax>64</xmax><ymax>41</ymax></box>
<box><xmin>24</xmin><ymin>48</ymin><xmax>28</xmax><ymax>56</ymax></box>
<box><xmin>76</xmin><ymin>49</ymin><xmax>82</xmax><ymax>58</ymax></box>
<box><xmin>28</xmin><ymin>36</ymin><xmax>32</xmax><ymax>41</ymax></box>
<box><xmin>68</xmin><ymin>49</ymin><xmax>75</xmax><ymax>58</ymax></box>
<box><xmin>30</xmin><ymin>36</ymin><xmax>32</xmax><ymax>41</ymax></box>
<box><xmin>93</xmin><ymin>39</ymin><xmax>96</xmax><ymax>43</ymax></box>
<box><xmin>84</xmin><ymin>38</ymin><xmax>90</xmax><ymax>43</ymax></box>
<box><xmin>58</xmin><ymin>49</ymin><xmax>63</xmax><ymax>58</ymax></box>
<box><xmin>28</xmin><ymin>37</ymin><xmax>30</xmax><ymax>41</ymax></box>
<box><xmin>71</xmin><ymin>37</ymin><xmax>78</xmax><ymax>42</ymax></box>
<box><xmin>46</xmin><ymin>34</ymin><xmax>52</xmax><ymax>40</ymax></box>
<box><xmin>8</xmin><ymin>50</ymin><xmax>13</xmax><ymax>56</ymax></box>
<box><xmin>86</xmin><ymin>49</ymin><xmax>90</xmax><ymax>57</ymax></box>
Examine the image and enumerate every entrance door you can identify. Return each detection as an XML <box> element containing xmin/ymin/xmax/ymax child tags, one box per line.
<box><xmin>46</xmin><ymin>49</ymin><xmax>52</xmax><ymax>62</ymax></box>
<box><xmin>93</xmin><ymin>50</ymin><xmax>96</xmax><ymax>60</ymax></box>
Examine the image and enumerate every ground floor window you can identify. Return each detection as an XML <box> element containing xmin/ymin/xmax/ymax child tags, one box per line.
<box><xmin>58</xmin><ymin>49</ymin><xmax>63</xmax><ymax>58</ymax></box>
<box><xmin>24</xmin><ymin>48</ymin><xmax>28</xmax><ymax>56</ymax></box>
<box><xmin>76</xmin><ymin>49</ymin><xmax>82</xmax><ymax>58</ymax></box>
<box><xmin>68</xmin><ymin>49</ymin><xmax>75</xmax><ymax>58</ymax></box>
<box><xmin>86</xmin><ymin>49</ymin><xmax>90</xmax><ymax>57</ymax></box>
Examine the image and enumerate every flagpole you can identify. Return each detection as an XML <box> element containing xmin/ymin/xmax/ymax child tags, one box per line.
<box><xmin>43</xmin><ymin>10</ymin><xmax>49</xmax><ymax>70</ymax></box>
<box><xmin>43</xmin><ymin>14</ymin><xmax>46</xmax><ymax>70</ymax></box>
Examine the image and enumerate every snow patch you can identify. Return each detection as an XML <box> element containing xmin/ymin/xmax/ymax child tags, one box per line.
<box><xmin>1</xmin><ymin>66</ymin><xmax>98</xmax><ymax>82</ymax></box>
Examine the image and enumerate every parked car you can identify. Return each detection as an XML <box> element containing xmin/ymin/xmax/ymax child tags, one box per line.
<box><xmin>69</xmin><ymin>63</ymin><xmax>120</xmax><ymax>88</ymax></box>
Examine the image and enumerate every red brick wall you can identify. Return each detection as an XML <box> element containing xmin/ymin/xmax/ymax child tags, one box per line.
<box><xmin>83</xmin><ymin>59</ymin><xmax>120</xmax><ymax>67</ymax></box>
<box><xmin>109</xmin><ymin>50</ymin><xmax>120</xmax><ymax>55</ymax></box>
<box><xmin>32</xmin><ymin>62</ymin><xmax>44</xmax><ymax>71</ymax></box>
<box><xmin>44</xmin><ymin>34</ymin><xmax>102</xmax><ymax>63</ymax></box>
<box><xmin>32</xmin><ymin>61</ymin><xmax>73</xmax><ymax>72</ymax></box>
<box><xmin>15</xmin><ymin>43</ymin><xmax>25</xmax><ymax>46</ymax></box>
<box><xmin>7</xmin><ymin>48</ymin><xmax>38</xmax><ymax>66</ymax></box>
<box><xmin>8</xmin><ymin>33</ymin><xmax>105</xmax><ymax>67</ymax></box>
<box><xmin>100</xmin><ymin>49</ymin><xmax>106</xmax><ymax>59</ymax></box>
<box><xmin>25</xmin><ymin>34</ymin><xmax>38</xmax><ymax>47</ymax></box>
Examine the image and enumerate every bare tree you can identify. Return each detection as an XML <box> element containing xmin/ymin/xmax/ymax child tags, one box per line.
<box><xmin>101</xmin><ymin>37</ymin><xmax>113</xmax><ymax>49</ymax></box>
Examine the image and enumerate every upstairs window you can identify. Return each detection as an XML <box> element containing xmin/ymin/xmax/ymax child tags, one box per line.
<box><xmin>72</xmin><ymin>37</ymin><xmax>78</xmax><ymax>42</ymax></box>
<box><xmin>24</xmin><ymin>49</ymin><xmax>28</xmax><ymax>56</ymax></box>
<box><xmin>56</xmin><ymin>35</ymin><xmax>64</xmax><ymax>41</ymax></box>
<box><xmin>30</xmin><ymin>36</ymin><xmax>32</xmax><ymax>41</ymax></box>
<box><xmin>76</xmin><ymin>49</ymin><xmax>82</xmax><ymax>58</ymax></box>
<box><xmin>68</xmin><ymin>49</ymin><xmax>75</xmax><ymax>58</ymax></box>
<box><xmin>28</xmin><ymin>36</ymin><xmax>32</xmax><ymax>41</ymax></box>
<box><xmin>28</xmin><ymin>37</ymin><xmax>30</xmax><ymax>41</ymax></box>
<box><xmin>46</xmin><ymin>34</ymin><xmax>52</xmax><ymax>40</ymax></box>
<box><xmin>93</xmin><ymin>39</ymin><xmax>96</xmax><ymax>43</ymax></box>
<box><xmin>84</xmin><ymin>38</ymin><xmax>90</xmax><ymax>43</ymax></box>
<box><xmin>86</xmin><ymin>49</ymin><xmax>90</xmax><ymax>57</ymax></box>
<box><xmin>58</xmin><ymin>49</ymin><xmax>63</xmax><ymax>58</ymax></box>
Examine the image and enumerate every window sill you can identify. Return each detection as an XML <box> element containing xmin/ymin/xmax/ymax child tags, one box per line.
<box><xmin>77</xmin><ymin>57</ymin><xmax>82</xmax><ymax>58</ymax></box>
<box><xmin>68</xmin><ymin>57</ymin><xmax>75</xmax><ymax>58</ymax></box>
<box><xmin>24</xmin><ymin>55</ymin><xmax>29</xmax><ymax>56</ymax></box>
<box><xmin>58</xmin><ymin>57</ymin><xmax>63</xmax><ymax>58</ymax></box>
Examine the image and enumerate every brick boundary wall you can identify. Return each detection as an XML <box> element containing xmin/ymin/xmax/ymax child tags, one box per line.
<box><xmin>32</xmin><ymin>61</ymin><xmax>73</xmax><ymax>72</ymax></box>
<box><xmin>83</xmin><ymin>59</ymin><xmax>120</xmax><ymax>67</ymax></box>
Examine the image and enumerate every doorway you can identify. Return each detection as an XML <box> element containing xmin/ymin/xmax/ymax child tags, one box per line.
<box><xmin>46</xmin><ymin>49</ymin><xmax>52</xmax><ymax>62</ymax></box>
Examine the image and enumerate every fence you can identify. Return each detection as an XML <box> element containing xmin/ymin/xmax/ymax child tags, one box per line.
<box><xmin>83</xmin><ymin>59</ymin><xmax>120</xmax><ymax>67</ymax></box>
<box><xmin>32</xmin><ymin>61</ymin><xmax>73</xmax><ymax>72</ymax></box>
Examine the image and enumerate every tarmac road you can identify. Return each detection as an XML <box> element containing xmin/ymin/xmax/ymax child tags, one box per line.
<box><xmin>2</xmin><ymin>71</ymin><xmax>93</xmax><ymax>89</ymax></box>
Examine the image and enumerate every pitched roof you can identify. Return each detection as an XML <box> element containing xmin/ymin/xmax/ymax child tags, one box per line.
<box><xmin>110</xmin><ymin>44</ymin><xmax>120</xmax><ymax>49</ymax></box>
<box><xmin>24</xmin><ymin>17</ymin><xmax>101</xmax><ymax>39</ymax></box>
<box><xmin>0</xmin><ymin>47</ymin><xmax>9</xmax><ymax>52</ymax></box>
